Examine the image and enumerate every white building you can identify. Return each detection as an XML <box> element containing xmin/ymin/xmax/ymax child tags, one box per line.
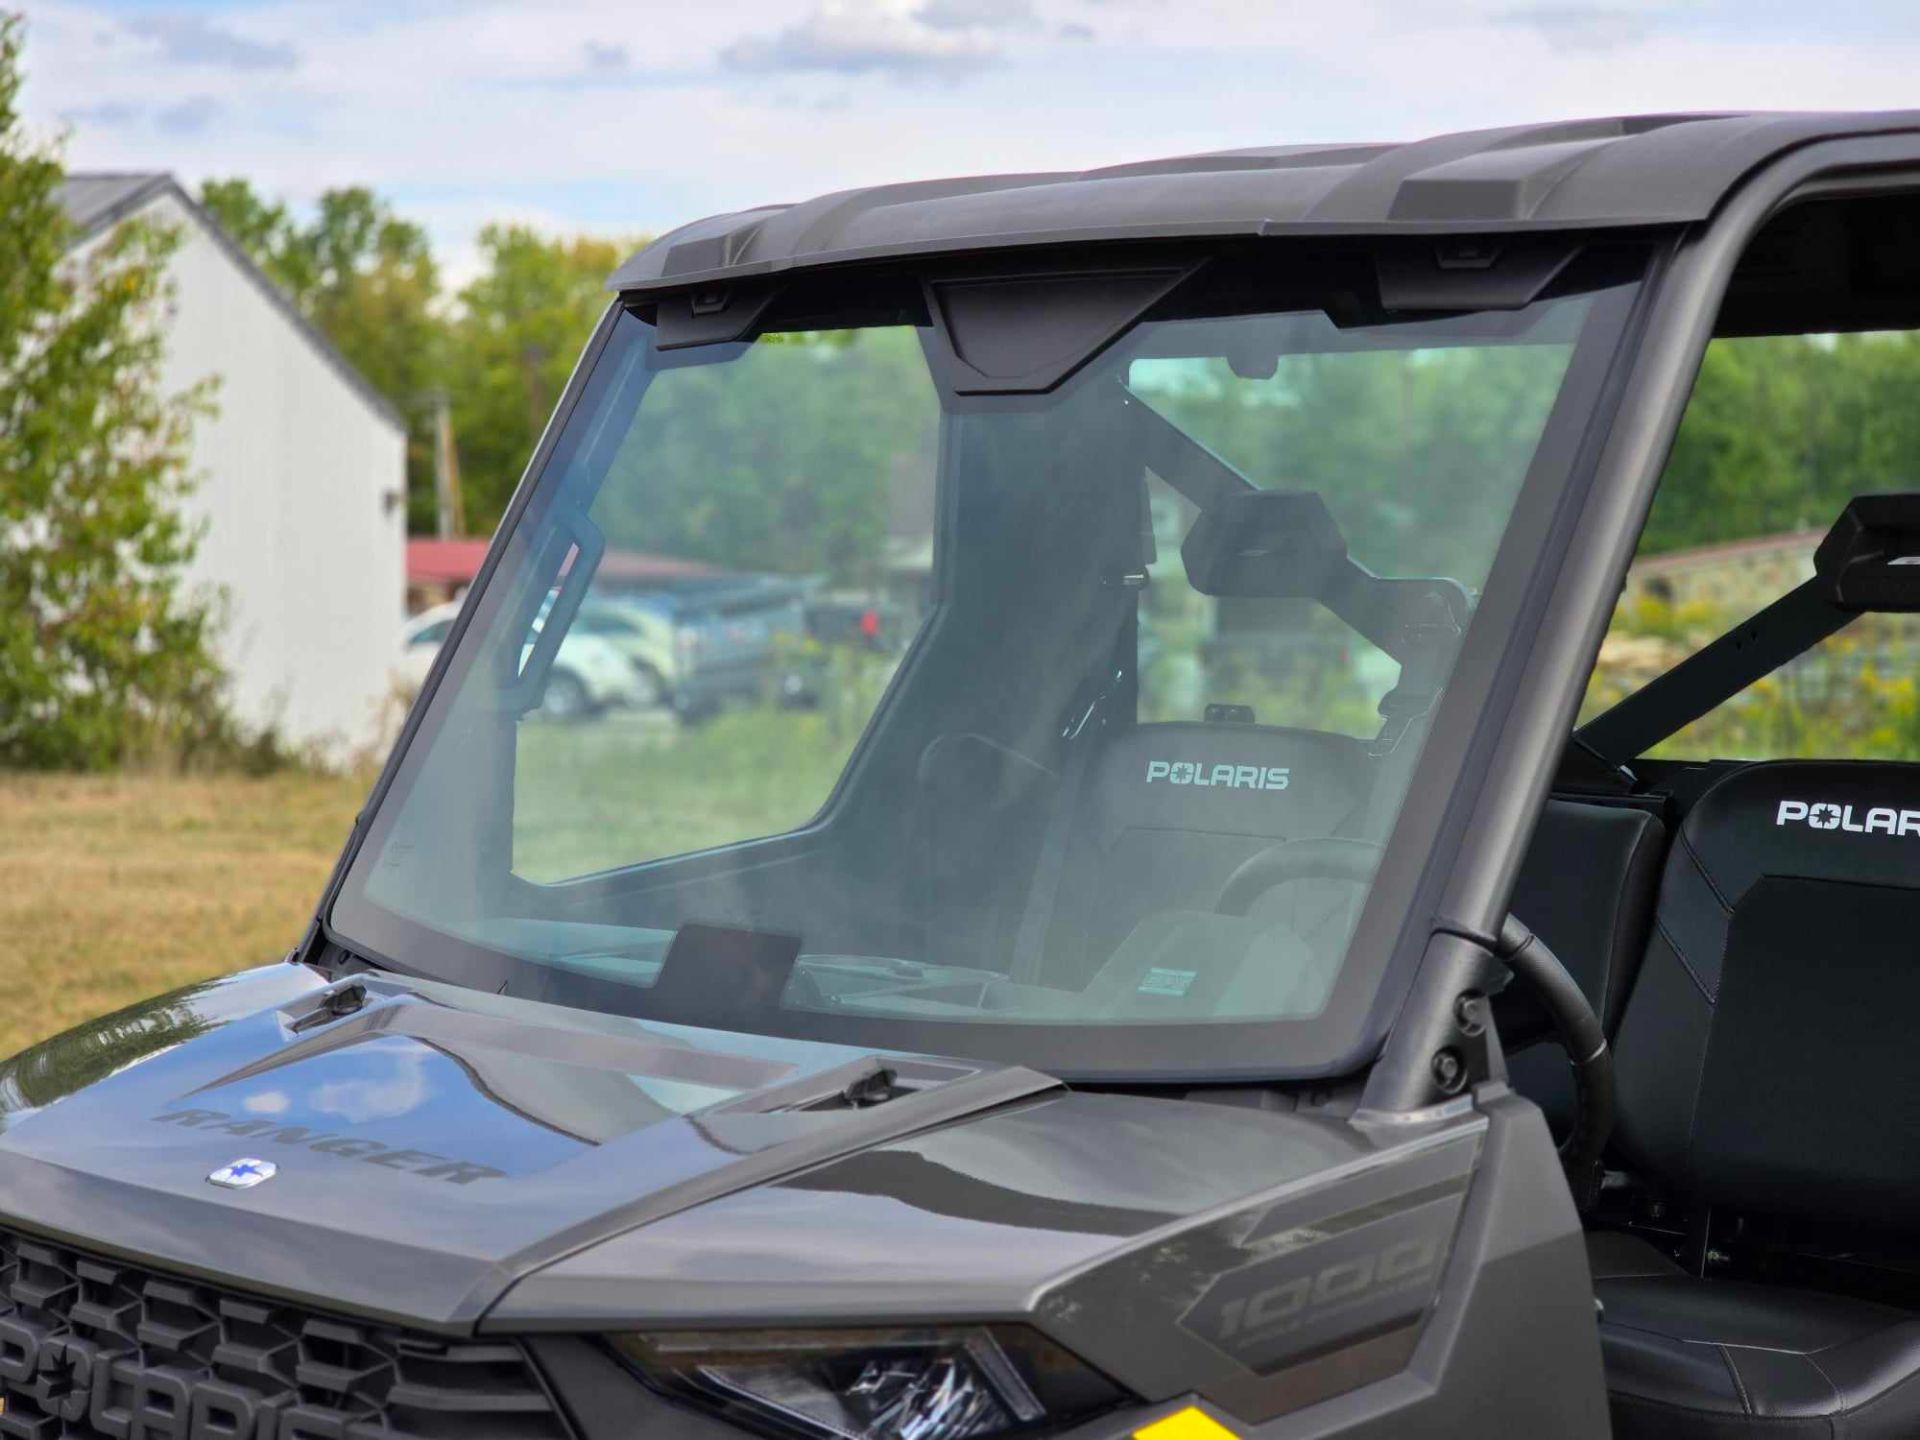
<box><xmin>56</xmin><ymin>173</ymin><xmax>408</xmax><ymax>757</ymax></box>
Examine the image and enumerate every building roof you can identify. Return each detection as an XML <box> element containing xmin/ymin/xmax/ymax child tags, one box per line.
<box><xmin>1632</xmin><ymin>528</ymin><xmax>1825</xmax><ymax>578</ymax></box>
<box><xmin>611</xmin><ymin>111</ymin><xmax>1920</xmax><ymax>296</ymax></box>
<box><xmin>407</xmin><ymin>537</ymin><xmax>718</xmax><ymax>589</ymax></box>
<box><xmin>56</xmin><ymin>172</ymin><xmax>408</xmax><ymax>435</ymax></box>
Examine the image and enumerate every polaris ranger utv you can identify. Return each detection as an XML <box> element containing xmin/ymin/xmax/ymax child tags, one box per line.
<box><xmin>9</xmin><ymin>113</ymin><xmax>1920</xmax><ymax>1440</ymax></box>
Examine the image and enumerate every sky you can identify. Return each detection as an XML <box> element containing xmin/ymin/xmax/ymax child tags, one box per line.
<box><xmin>21</xmin><ymin>0</ymin><xmax>1920</xmax><ymax>284</ymax></box>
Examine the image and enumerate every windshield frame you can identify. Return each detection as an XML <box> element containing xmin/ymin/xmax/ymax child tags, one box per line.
<box><xmin>323</xmin><ymin>241</ymin><xmax>1660</xmax><ymax>1083</ymax></box>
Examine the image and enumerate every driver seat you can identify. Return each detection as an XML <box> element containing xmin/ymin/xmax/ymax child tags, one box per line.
<box><xmin>1007</xmin><ymin>718</ymin><xmax>1376</xmax><ymax>994</ymax></box>
<box><xmin>1591</xmin><ymin>761</ymin><xmax>1920</xmax><ymax>1438</ymax></box>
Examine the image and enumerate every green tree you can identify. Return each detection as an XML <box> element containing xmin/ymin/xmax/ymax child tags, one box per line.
<box><xmin>449</xmin><ymin>226</ymin><xmax>628</xmax><ymax>531</ymax></box>
<box><xmin>1644</xmin><ymin>332</ymin><xmax>1920</xmax><ymax>555</ymax></box>
<box><xmin>0</xmin><ymin>14</ymin><xmax>223</xmax><ymax>770</ymax></box>
<box><xmin>592</xmin><ymin>327</ymin><xmax>934</xmax><ymax>586</ymax></box>
<box><xmin>200</xmin><ymin>179</ymin><xmax>444</xmax><ymax>530</ymax></box>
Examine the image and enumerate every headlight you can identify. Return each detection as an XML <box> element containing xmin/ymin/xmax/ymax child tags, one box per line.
<box><xmin>612</xmin><ymin>1326</ymin><xmax>1123</xmax><ymax>1440</ymax></box>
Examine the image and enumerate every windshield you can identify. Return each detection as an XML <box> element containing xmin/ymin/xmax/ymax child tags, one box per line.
<box><xmin>333</xmin><ymin>251</ymin><xmax>1646</xmax><ymax>1079</ymax></box>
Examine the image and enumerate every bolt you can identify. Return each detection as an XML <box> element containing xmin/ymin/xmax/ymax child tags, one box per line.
<box><xmin>1453</xmin><ymin>991</ymin><xmax>1487</xmax><ymax>1037</ymax></box>
<box><xmin>1431</xmin><ymin>1047</ymin><xmax>1467</xmax><ymax>1095</ymax></box>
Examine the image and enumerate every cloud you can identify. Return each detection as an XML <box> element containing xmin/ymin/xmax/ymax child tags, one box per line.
<box><xmin>582</xmin><ymin>39</ymin><xmax>629</xmax><ymax>72</ymax></box>
<box><xmin>28</xmin><ymin>0</ymin><xmax>1920</xmax><ymax>276</ymax></box>
<box><xmin>1492</xmin><ymin>5</ymin><xmax>1655</xmax><ymax>52</ymax></box>
<box><xmin>309</xmin><ymin>1045</ymin><xmax>434</xmax><ymax>1124</ymax></box>
<box><xmin>59</xmin><ymin>100</ymin><xmax>141</xmax><ymax>127</ymax></box>
<box><xmin>913</xmin><ymin>0</ymin><xmax>1035</xmax><ymax>30</ymax></box>
<box><xmin>155</xmin><ymin>95</ymin><xmax>222</xmax><ymax>134</ymax></box>
<box><xmin>721</xmin><ymin>1</ymin><xmax>1005</xmax><ymax>78</ymax></box>
<box><xmin>123</xmin><ymin>13</ymin><xmax>299</xmax><ymax>72</ymax></box>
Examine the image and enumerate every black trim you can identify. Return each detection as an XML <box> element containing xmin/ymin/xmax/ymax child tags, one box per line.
<box><xmin>1579</xmin><ymin>579</ymin><xmax>1849</xmax><ymax>765</ymax></box>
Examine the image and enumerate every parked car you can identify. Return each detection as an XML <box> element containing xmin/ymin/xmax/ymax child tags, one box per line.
<box><xmin>564</xmin><ymin>597</ymin><xmax>679</xmax><ymax>709</ymax></box>
<box><xmin>399</xmin><ymin>600</ymin><xmax>641</xmax><ymax>719</ymax></box>
<box><xmin>538</xmin><ymin>581</ymin><xmax>814</xmax><ymax>717</ymax></box>
<box><xmin>803</xmin><ymin>594</ymin><xmax>902</xmax><ymax>652</ymax></box>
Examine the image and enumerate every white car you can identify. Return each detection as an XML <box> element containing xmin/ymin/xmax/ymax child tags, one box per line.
<box><xmin>398</xmin><ymin>601</ymin><xmax>642</xmax><ymax>719</ymax></box>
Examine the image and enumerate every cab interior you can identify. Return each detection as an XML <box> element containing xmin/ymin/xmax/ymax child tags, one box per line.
<box><xmin>1494</xmin><ymin>190</ymin><xmax>1920</xmax><ymax>1438</ymax></box>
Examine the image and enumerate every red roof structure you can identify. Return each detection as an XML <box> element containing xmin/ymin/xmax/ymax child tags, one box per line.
<box><xmin>406</xmin><ymin>538</ymin><xmax>718</xmax><ymax>590</ymax></box>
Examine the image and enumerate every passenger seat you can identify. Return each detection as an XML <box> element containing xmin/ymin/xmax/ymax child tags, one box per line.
<box><xmin>1591</xmin><ymin>761</ymin><xmax>1920</xmax><ymax>1439</ymax></box>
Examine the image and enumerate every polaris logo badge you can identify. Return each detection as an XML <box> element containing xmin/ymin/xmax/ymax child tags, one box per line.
<box><xmin>207</xmin><ymin>1157</ymin><xmax>276</xmax><ymax>1189</ymax></box>
<box><xmin>1775</xmin><ymin>799</ymin><xmax>1920</xmax><ymax>836</ymax></box>
<box><xmin>1146</xmin><ymin>760</ymin><xmax>1291</xmax><ymax>791</ymax></box>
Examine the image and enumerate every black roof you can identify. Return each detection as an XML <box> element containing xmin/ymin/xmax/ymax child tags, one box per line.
<box><xmin>611</xmin><ymin>111</ymin><xmax>1920</xmax><ymax>296</ymax></box>
<box><xmin>56</xmin><ymin>173</ymin><xmax>407</xmax><ymax>434</ymax></box>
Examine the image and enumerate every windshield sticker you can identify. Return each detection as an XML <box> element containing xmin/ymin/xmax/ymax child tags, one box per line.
<box><xmin>1146</xmin><ymin>761</ymin><xmax>1291</xmax><ymax>792</ymax></box>
<box><xmin>1775</xmin><ymin>800</ymin><xmax>1920</xmax><ymax>836</ymax></box>
<box><xmin>1137</xmin><ymin>968</ymin><xmax>1200</xmax><ymax>997</ymax></box>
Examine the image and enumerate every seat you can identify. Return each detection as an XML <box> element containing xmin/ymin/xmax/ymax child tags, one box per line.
<box><xmin>1592</xmin><ymin>761</ymin><xmax>1920</xmax><ymax>1437</ymax></box>
<box><xmin>1590</xmin><ymin>1232</ymin><xmax>1920</xmax><ymax>1438</ymax></box>
<box><xmin>1501</xmin><ymin>798</ymin><xmax>1667</xmax><ymax>1133</ymax></box>
<box><xmin>1008</xmin><ymin>719</ymin><xmax>1377</xmax><ymax>990</ymax></box>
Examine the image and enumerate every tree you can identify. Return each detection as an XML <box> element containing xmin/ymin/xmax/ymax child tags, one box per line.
<box><xmin>593</xmin><ymin>327</ymin><xmax>934</xmax><ymax>587</ymax></box>
<box><xmin>200</xmin><ymin>179</ymin><xmax>445</xmax><ymax>531</ymax></box>
<box><xmin>0</xmin><ymin>14</ymin><xmax>223</xmax><ymax>770</ymax></box>
<box><xmin>449</xmin><ymin>226</ymin><xmax>628</xmax><ymax>531</ymax></box>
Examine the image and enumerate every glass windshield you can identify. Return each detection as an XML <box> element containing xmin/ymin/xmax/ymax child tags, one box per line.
<box><xmin>333</xmin><ymin>254</ymin><xmax>1645</xmax><ymax>1078</ymax></box>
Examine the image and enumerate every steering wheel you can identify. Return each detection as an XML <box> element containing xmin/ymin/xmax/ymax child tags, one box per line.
<box><xmin>1215</xmin><ymin>837</ymin><xmax>1615</xmax><ymax>1202</ymax></box>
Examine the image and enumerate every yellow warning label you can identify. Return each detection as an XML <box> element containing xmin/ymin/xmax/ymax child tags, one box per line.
<box><xmin>1133</xmin><ymin>1405</ymin><xmax>1239</xmax><ymax>1440</ymax></box>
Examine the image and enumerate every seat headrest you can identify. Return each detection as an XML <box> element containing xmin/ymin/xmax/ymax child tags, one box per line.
<box><xmin>1682</xmin><ymin>760</ymin><xmax>1920</xmax><ymax>902</ymax></box>
<box><xmin>1078</xmin><ymin>722</ymin><xmax>1370</xmax><ymax>844</ymax></box>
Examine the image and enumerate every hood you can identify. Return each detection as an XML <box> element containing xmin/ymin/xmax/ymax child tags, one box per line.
<box><xmin>0</xmin><ymin>965</ymin><xmax>1459</xmax><ymax>1342</ymax></box>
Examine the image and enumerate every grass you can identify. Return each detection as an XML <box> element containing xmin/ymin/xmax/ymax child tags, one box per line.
<box><xmin>512</xmin><ymin>706</ymin><xmax>866</xmax><ymax>881</ymax></box>
<box><xmin>0</xmin><ymin>650</ymin><xmax>900</xmax><ymax>1060</ymax></box>
<box><xmin>0</xmin><ymin>685</ymin><xmax>881</xmax><ymax>1058</ymax></box>
<box><xmin>0</xmin><ymin>771</ymin><xmax>365</xmax><ymax>1058</ymax></box>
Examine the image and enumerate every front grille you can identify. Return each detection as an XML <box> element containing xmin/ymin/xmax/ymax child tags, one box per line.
<box><xmin>0</xmin><ymin>1226</ymin><xmax>572</xmax><ymax>1439</ymax></box>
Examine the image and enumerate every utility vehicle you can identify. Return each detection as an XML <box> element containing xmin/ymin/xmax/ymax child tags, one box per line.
<box><xmin>9</xmin><ymin>113</ymin><xmax>1920</xmax><ymax>1440</ymax></box>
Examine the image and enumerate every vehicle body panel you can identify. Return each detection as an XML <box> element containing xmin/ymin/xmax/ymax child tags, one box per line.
<box><xmin>0</xmin><ymin>968</ymin><xmax>1453</xmax><ymax>1351</ymax></box>
<box><xmin>609</xmin><ymin>113</ymin><xmax>1920</xmax><ymax>295</ymax></box>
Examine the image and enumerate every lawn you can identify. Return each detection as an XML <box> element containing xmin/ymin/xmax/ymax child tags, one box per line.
<box><xmin>0</xmin><ymin>693</ymin><xmax>879</xmax><ymax>1059</ymax></box>
<box><xmin>0</xmin><ymin>772</ymin><xmax>365</xmax><ymax>1058</ymax></box>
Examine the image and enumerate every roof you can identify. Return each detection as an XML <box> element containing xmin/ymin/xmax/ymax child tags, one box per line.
<box><xmin>611</xmin><ymin>111</ymin><xmax>1920</xmax><ymax>296</ymax></box>
<box><xmin>407</xmin><ymin>537</ymin><xmax>717</xmax><ymax>588</ymax></box>
<box><xmin>56</xmin><ymin>172</ymin><xmax>408</xmax><ymax>435</ymax></box>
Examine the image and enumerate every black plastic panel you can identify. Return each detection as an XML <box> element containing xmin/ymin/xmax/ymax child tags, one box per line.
<box><xmin>0</xmin><ymin>1226</ymin><xmax>571</xmax><ymax>1439</ymax></box>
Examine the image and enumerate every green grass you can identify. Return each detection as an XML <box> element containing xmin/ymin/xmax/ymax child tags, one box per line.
<box><xmin>512</xmin><ymin>705</ymin><xmax>868</xmax><ymax>881</ymax></box>
<box><xmin>0</xmin><ymin>771</ymin><xmax>366</xmax><ymax>1058</ymax></box>
<box><xmin>0</xmin><ymin>695</ymin><xmax>883</xmax><ymax>1059</ymax></box>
